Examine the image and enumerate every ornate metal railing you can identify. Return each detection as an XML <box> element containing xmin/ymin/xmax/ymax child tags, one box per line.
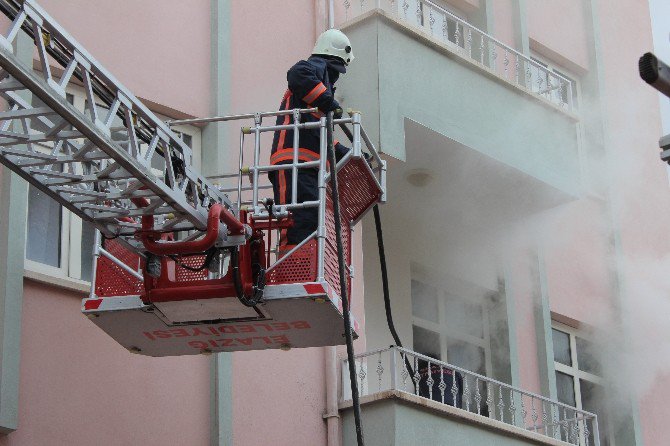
<box><xmin>341</xmin><ymin>347</ymin><xmax>600</xmax><ymax>446</ymax></box>
<box><xmin>339</xmin><ymin>0</ymin><xmax>576</xmax><ymax>112</ymax></box>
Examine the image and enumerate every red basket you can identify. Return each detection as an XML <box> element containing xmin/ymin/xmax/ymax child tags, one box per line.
<box><xmin>267</xmin><ymin>240</ymin><xmax>318</xmax><ymax>284</ymax></box>
<box><xmin>95</xmin><ymin>240</ymin><xmax>144</xmax><ymax>297</ymax></box>
<box><xmin>337</xmin><ymin>157</ymin><xmax>382</xmax><ymax>223</ymax></box>
<box><xmin>324</xmin><ymin>193</ymin><xmax>351</xmax><ymax>298</ymax></box>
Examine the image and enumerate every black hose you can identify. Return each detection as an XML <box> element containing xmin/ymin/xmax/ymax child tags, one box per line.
<box><xmin>372</xmin><ymin>205</ymin><xmax>402</xmax><ymax>347</ymax></box>
<box><xmin>372</xmin><ymin>205</ymin><xmax>415</xmax><ymax>379</ymax></box>
<box><xmin>230</xmin><ymin>247</ymin><xmax>265</xmax><ymax>308</ymax></box>
<box><xmin>169</xmin><ymin>248</ymin><xmax>217</xmax><ymax>272</ymax></box>
<box><xmin>327</xmin><ymin>112</ymin><xmax>364</xmax><ymax>446</ymax></box>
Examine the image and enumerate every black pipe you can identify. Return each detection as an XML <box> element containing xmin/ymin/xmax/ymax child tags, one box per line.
<box><xmin>327</xmin><ymin>111</ymin><xmax>365</xmax><ymax>446</ymax></box>
<box><xmin>640</xmin><ymin>52</ymin><xmax>670</xmax><ymax>99</ymax></box>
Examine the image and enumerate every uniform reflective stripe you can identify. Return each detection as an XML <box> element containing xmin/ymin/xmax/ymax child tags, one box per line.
<box><xmin>271</xmin><ymin>155</ymin><xmax>316</xmax><ymax>164</ymax></box>
<box><xmin>303</xmin><ymin>82</ymin><xmax>327</xmax><ymax>104</ymax></box>
<box><xmin>277</xmin><ymin>90</ymin><xmax>292</xmax><ymax>150</ymax></box>
<box><xmin>271</xmin><ymin>148</ymin><xmax>320</xmax><ymax>164</ymax></box>
<box><xmin>278</xmin><ymin>170</ymin><xmax>287</xmax><ymax>205</ymax></box>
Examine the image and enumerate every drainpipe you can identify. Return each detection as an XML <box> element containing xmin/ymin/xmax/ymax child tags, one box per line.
<box><xmin>324</xmin><ymin>345</ymin><xmax>340</xmax><ymax>446</ymax></box>
<box><xmin>328</xmin><ymin>0</ymin><xmax>334</xmax><ymax>28</ymax></box>
<box><xmin>324</xmin><ymin>2</ymin><xmax>338</xmax><ymax>445</ymax></box>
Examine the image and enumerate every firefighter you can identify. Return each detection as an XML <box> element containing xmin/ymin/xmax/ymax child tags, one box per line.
<box><xmin>417</xmin><ymin>353</ymin><xmax>463</xmax><ymax>408</ymax></box>
<box><xmin>269</xmin><ymin>29</ymin><xmax>354</xmax><ymax>254</ymax></box>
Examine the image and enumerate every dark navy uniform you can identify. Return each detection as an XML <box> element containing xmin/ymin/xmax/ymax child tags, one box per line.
<box><xmin>270</xmin><ymin>55</ymin><xmax>349</xmax><ymax>249</ymax></box>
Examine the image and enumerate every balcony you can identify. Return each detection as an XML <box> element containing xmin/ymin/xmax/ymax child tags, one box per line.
<box><xmin>340</xmin><ymin>347</ymin><xmax>600</xmax><ymax>446</ymax></box>
<box><xmin>335</xmin><ymin>0</ymin><xmax>582</xmax><ymax>195</ymax></box>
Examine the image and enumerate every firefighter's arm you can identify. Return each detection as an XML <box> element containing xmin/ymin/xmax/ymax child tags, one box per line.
<box><xmin>287</xmin><ymin>61</ymin><xmax>340</xmax><ymax>112</ymax></box>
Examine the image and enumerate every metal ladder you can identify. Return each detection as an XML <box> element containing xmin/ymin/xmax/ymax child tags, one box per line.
<box><xmin>0</xmin><ymin>0</ymin><xmax>239</xmax><ymax>254</ymax></box>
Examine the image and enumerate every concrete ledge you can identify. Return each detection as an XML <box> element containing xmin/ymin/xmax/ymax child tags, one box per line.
<box><xmin>340</xmin><ymin>390</ymin><xmax>570</xmax><ymax>446</ymax></box>
<box><xmin>24</xmin><ymin>268</ymin><xmax>89</xmax><ymax>294</ymax></box>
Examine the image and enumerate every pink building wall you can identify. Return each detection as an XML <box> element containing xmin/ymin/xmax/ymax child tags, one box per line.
<box><xmin>0</xmin><ymin>282</ymin><xmax>210</xmax><ymax>446</ymax></box>
<box><xmin>508</xmin><ymin>249</ymin><xmax>542</xmax><ymax>395</ymax></box>
<box><xmin>492</xmin><ymin>0</ymin><xmax>516</xmax><ymax>49</ymax></box>
<box><xmin>527</xmin><ymin>0</ymin><xmax>589</xmax><ymax>71</ymax></box>
<box><xmin>38</xmin><ymin>0</ymin><xmax>211</xmax><ymax>118</ymax></box>
<box><xmin>543</xmin><ymin>201</ymin><xmax>614</xmax><ymax>327</ymax></box>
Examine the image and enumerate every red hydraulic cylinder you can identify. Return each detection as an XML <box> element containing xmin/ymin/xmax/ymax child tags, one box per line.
<box><xmin>134</xmin><ymin>200</ymin><xmax>244</xmax><ymax>256</ymax></box>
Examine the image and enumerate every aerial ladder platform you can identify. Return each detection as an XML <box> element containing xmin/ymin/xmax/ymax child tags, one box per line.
<box><xmin>0</xmin><ymin>0</ymin><xmax>386</xmax><ymax>356</ymax></box>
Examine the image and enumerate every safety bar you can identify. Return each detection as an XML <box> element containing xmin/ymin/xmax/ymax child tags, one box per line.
<box><xmin>166</xmin><ymin>107</ymin><xmax>320</xmax><ymax>126</ymax></box>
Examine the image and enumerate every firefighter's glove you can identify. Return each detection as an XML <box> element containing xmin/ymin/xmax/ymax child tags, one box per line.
<box><xmin>333</xmin><ymin>108</ymin><xmax>343</xmax><ymax>119</ymax></box>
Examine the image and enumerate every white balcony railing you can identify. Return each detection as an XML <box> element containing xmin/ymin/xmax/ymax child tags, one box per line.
<box><xmin>341</xmin><ymin>347</ymin><xmax>600</xmax><ymax>446</ymax></box>
<box><xmin>338</xmin><ymin>0</ymin><xmax>576</xmax><ymax>112</ymax></box>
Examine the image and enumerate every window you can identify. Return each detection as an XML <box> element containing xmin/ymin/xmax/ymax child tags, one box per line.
<box><xmin>529</xmin><ymin>53</ymin><xmax>579</xmax><ymax>110</ymax></box>
<box><xmin>411</xmin><ymin>273</ymin><xmax>493</xmax><ymax>377</ymax></box>
<box><xmin>552</xmin><ymin>322</ymin><xmax>612</xmax><ymax>446</ymax></box>
<box><xmin>24</xmin><ymin>86</ymin><xmax>201</xmax><ymax>283</ymax></box>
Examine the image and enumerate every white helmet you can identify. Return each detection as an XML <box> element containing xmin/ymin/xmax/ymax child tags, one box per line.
<box><xmin>312</xmin><ymin>29</ymin><xmax>354</xmax><ymax>65</ymax></box>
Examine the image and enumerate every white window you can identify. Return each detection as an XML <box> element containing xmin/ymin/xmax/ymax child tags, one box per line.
<box><xmin>529</xmin><ymin>53</ymin><xmax>580</xmax><ymax>110</ymax></box>
<box><xmin>24</xmin><ymin>87</ymin><xmax>201</xmax><ymax>284</ymax></box>
<box><xmin>552</xmin><ymin>322</ymin><xmax>612</xmax><ymax>446</ymax></box>
<box><xmin>411</xmin><ymin>270</ymin><xmax>493</xmax><ymax>378</ymax></box>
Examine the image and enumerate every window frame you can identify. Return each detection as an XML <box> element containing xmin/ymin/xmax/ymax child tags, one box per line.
<box><xmin>529</xmin><ymin>52</ymin><xmax>581</xmax><ymax>110</ymax></box>
<box><xmin>551</xmin><ymin>321</ymin><xmax>613</xmax><ymax>446</ymax></box>
<box><xmin>411</xmin><ymin>267</ymin><xmax>494</xmax><ymax>377</ymax></box>
<box><xmin>552</xmin><ymin>322</ymin><xmax>604</xmax><ymax>405</ymax></box>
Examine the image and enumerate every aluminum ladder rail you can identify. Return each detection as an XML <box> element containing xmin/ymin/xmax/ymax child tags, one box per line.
<box><xmin>0</xmin><ymin>0</ymin><xmax>239</xmax><ymax>254</ymax></box>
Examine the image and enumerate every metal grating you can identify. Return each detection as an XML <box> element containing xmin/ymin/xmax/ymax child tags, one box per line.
<box><xmin>95</xmin><ymin>240</ymin><xmax>143</xmax><ymax>297</ymax></box>
<box><xmin>324</xmin><ymin>192</ymin><xmax>351</xmax><ymax>299</ymax></box>
<box><xmin>337</xmin><ymin>157</ymin><xmax>383</xmax><ymax>223</ymax></box>
<box><xmin>267</xmin><ymin>240</ymin><xmax>318</xmax><ymax>284</ymax></box>
<box><xmin>174</xmin><ymin>255</ymin><xmax>209</xmax><ymax>282</ymax></box>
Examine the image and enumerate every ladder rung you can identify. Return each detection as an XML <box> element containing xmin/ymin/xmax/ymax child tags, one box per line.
<box><xmin>124</xmin><ymin>207</ymin><xmax>175</xmax><ymax>218</ymax></box>
<box><xmin>0</xmin><ymin>79</ymin><xmax>24</xmax><ymax>92</ymax></box>
<box><xmin>1</xmin><ymin>146</ymin><xmax>57</xmax><ymax>161</ymax></box>
<box><xmin>55</xmin><ymin>187</ymin><xmax>107</xmax><ymax>198</ymax></box>
<box><xmin>79</xmin><ymin>204</ymin><xmax>130</xmax><ymax>214</ymax></box>
<box><xmin>46</xmin><ymin>173</ymin><xmax>136</xmax><ymax>186</ymax></box>
<box><xmin>30</xmin><ymin>168</ymin><xmax>83</xmax><ymax>180</ymax></box>
<box><xmin>0</xmin><ymin>106</ymin><xmax>55</xmax><ymax>121</ymax></box>
<box><xmin>0</xmin><ymin>129</ymin><xmax>85</xmax><ymax>145</ymax></box>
